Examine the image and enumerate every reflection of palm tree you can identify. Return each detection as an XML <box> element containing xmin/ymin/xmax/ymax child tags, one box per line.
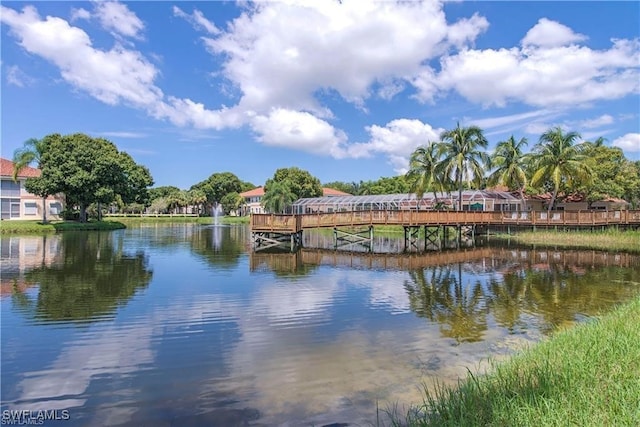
<box><xmin>487</xmin><ymin>273</ymin><xmax>527</xmax><ymax>333</ymax></box>
<box><xmin>531</xmin><ymin>127</ymin><xmax>592</xmax><ymax>212</ymax></box>
<box><xmin>405</xmin><ymin>264</ymin><xmax>488</xmax><ymax>343</ymax></box>
<box><xmin>438</xmin><ymin>123</ymin><xmax>489</xmax><ymax>211</ymax></box>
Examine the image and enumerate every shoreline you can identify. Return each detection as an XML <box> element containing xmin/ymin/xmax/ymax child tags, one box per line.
<box><xmin>492</xmin><ymin>229</ymin><xmax>640</xmax><ymax>253</ymax></box>
<box><xmin>400</xmin><ymin>296</ymin><xmax>640</xmax><ymax>426</ymax></box>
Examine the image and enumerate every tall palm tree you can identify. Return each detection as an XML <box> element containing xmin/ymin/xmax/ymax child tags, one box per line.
<box><xmin>406</xmin><ymin>141</ymin><xmax>444</xmax><ymax>207</ymax></box>
<box><xmin>488</xmin><ymin>135</ymin><xmax>529</xmax><ymax>210</ymax></box>
<box><xmin>531</xmin><ymin>127</ymin><xmax>592</xmax><ymax>212</ymax></box>
<box><xmin>262</xmin><ymin>180</ymin><xmax>296</xmax><ymax>214</ymax></box>
<box><xmin>438</xmin><ymin>123</ymin><xmax>489</xmax><ymax>211</ymax></box>
<box><xmin>12</xmin><ymin>137</ymin><xmax>50</xmax><ymax>222</ymax></box>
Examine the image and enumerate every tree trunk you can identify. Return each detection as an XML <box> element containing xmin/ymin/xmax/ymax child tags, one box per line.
<box><xmin>80</xmin><ymin>204</ymin><xmax>87</xmax><ymax>222</ymax></box>
<box><xmin>41</xmin><ymin>196</ymin><xmax>47</xmax><ymax>224</ymax></box>
<box><xmin>519</xmin><ymin>188</ymin><xmax>526</xmax><ymax>212</ymax></box>
<box><xmin>548</xmin><ymin>188</ymin><xmax>558</xmax><ymax>213</ymax></box>
<box><xmin>98</xmin><ymin>202</ymin><xmax>102</xmax><ymax>221</ymax></box>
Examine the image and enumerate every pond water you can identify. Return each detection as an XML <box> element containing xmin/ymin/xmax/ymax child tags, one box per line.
<box><xmin>1</xmin><ymin>225</ymin><xmax>639</xmax><ymax>426</ymax></box>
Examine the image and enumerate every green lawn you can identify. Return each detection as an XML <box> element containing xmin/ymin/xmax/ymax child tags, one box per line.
<box><xmin>0</xmin><ymin>220</ymin><xmax>126</xmax><ymax>234</ymax></box>
<box><xmin>397</xmin><ymin>297</ymin><xmax>640</xmax><ymax>427</ymax></box>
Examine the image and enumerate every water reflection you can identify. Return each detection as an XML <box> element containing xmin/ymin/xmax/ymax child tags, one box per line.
<box><xmin>2</xmin><ymin>227</ymin><xmax>639</xmax><ymax>426</ymax></box>
<box><xmin>189</xmin><ymin>225</ymin><xmax>247</xmax><ymax>268</ymax></box>
<box><xmin>259</xmin><ymin>246</ymin><xmax>640</xmax><ymax>342</ymax></box>
<box><xmin>4</xmin><ymin>232</ymin><xmax>151</xmax><ymax>323</ymax></box>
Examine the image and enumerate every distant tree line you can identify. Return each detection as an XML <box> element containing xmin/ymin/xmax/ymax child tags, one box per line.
<box><xmin>13</xmin><ymin>127</ymin><xmax>640</xmax><ymax>221</ymax></box>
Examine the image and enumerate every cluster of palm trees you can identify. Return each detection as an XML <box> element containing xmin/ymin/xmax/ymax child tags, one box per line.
<box><xmin>406</xmin><ymin>124</ymin><xmax>593</xmax><ymax>212</ymax></box>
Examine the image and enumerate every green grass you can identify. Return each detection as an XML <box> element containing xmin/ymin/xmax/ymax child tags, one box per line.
<box><xmin>396</xmin><ymin>297</ymin><xmax>640</xmax><ymax>427</ymax></box>
<box><xmin>0</xmin><ymin>220</ymin><xmax>126</xmax><ymax>234</ymax></box>
<box><xmin>112</xmin><ymin>215</ymin><xmax>250</xmax><ymax>225</ymax></box>
<box><xmin>494</xmin><ymin>229</ymin><xmax>640</xmax><ymax>253</ymax></box>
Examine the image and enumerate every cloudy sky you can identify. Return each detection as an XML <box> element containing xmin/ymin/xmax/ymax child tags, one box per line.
<box><xmin>1</xmin><ymin>1</ymin><xmax>639</xmax><ymax>189</ymax></box>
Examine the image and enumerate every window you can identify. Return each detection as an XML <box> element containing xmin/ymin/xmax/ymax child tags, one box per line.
<box><xmin>1</xmin><ymin>180</ymin><xmax>21</xmax><ymax>197</ymax></box>
<box><xmin>49</xmin><ymin>202</ymin><xmax>62</xmax><ymax>215</ymax></box>
<box><xmin>1</xmin><ymin>198</ymin><xmax>20</xmax><ymax>219</ymax></box>
<box><xmin>24</xmin><ymin>202</ymin><xmax>38</xmax><ymax>216</ymax></box>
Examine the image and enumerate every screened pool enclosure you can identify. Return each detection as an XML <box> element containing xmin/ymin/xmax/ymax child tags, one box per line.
<box><xmin>290</xmin><ymin>190</ymin><xmax>523</xmax><ymax>215</ymax></box>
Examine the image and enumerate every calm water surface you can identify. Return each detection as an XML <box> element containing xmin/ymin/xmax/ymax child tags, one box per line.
<box><xmin>2</xmin><ymin>225</ymin><xmax>639</xmax><ymax>426</ymax></box>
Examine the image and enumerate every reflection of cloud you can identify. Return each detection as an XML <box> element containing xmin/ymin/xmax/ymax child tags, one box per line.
<box><xmin>12</xmin><ymin>323</ymin><xmax>154</xmax><ymax>419</ymax></box>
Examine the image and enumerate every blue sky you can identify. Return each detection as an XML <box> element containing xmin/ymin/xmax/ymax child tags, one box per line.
<box><xmin>1</xmin><ymin>1</ymin><xmax>639</xmax><ymax>189</ymax></box>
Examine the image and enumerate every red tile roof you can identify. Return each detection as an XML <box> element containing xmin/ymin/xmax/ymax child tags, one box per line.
<box><xmin>322</xmin><ymin>187</ymin><xmax>351</xmax><ymax>196</ymax></box>
<box><xmin>240</xmin><ymin>186</ymin><xmax>351</xmax><ymax>198</ymax></box>
<box><xmin>239</xmin><ymin>186</ymin><xmax>265</xmax><ymax>197</ymax></box>
<box><xmin>0</xmin><ymin>158</ymin><xmax>41</xmax><ymax>178</ymax></box>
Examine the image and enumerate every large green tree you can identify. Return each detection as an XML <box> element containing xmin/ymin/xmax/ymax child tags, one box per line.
<box><xmin>579</xmin><ymin>144</ymin><xmax>640</xmax><ymax>207</ymax></box>
<box><xmin>488</xmin><ymin>135</ymin><xmax>529</xmax><ymax>209</ymax></box>
<box><xmin>265</xmin><ymin>167</ymin><xmax>322</xmax><ymax>200</ymax></box>
<box><xmin>29</xmin><ymin>133</ymin><xmax>153</xmax><ymax>222</ymax></box>
<box><xmin>438</xmin><ymin>123</ymin><xmax>489</xmax><ymax>211</ymax></box>
<box><xmin>530</xmin><ymin>127</ymin><xmax>592</xmax><ymax>212</ymax></box>
<box><xmin>322</xmin><ymin>181</ymin><xmax>355</xmax><ymax>195</ymax></box>
<box><xmin>191</xmin><ymin>172</ymin><xmax>245</xmax><ymax>213</ymax></box>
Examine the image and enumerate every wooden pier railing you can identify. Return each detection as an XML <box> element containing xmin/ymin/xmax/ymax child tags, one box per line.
<box><xmin>250</xmin><ymin>210</ymin><xmax>640</xmax><ymax>233</ymax></box>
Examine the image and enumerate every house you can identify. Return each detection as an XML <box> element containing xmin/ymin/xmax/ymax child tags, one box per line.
<box><xmin>239</xmin><ymin>187</ymin><xmax>266</xmax><ymax>215</ymax></box>
<box><xmin>239</xmin><ymin>186</ymin><xmax>351</xmax><ymax>215</ymax></box>
<box><xmin>0</xmin><ymin>158</ymin><xmax>64</xmax><ymax>220</ymax></box>
<box><xmin>526</xmin><ymin>192</ymin><xmax>630</xmax><ymax>211</ymax></box>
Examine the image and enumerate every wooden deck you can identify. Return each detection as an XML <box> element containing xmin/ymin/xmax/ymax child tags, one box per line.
<box><xmin>250</xmin><ymin>210</ymin><xmax>640</xmax><ymax>233</ymax></box>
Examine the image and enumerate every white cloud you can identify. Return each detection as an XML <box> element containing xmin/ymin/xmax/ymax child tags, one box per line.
<box><xmin>578</xmin><ymin>114</ymin><xmax>614</xmax><ymax>129</ymax></box>
<box><xmin>206</xmin><ymin>1</ymin><xmax>484</xmax><ymax>113</ymax></box>
<box><xmin>250</xmin><ymin>108</ymin><xmax>348</xmax><ymax>158</ymax></box>
<box><xmin>469</xmin><ymin>109</ymin><xmax>555</xmax><ymax>130</ymax></box>
<box><xmin>0</xmin><ymin>5</ymin><xmax>228</xmax><ymax>131</ymax></box>
<box><xmin>522</xmin><ymin>18</ymin><xmax>587</xmax><ymax>48</ymax></box>
<box><xmin>97</xmin><ymin>131</ymin><xmax>148</xmax><ymax>138</ymax></box>
<box><xmin>5</xmin><ymin>64</ymin><xmax>34</xmax><ymax>87</ymax></box>
<box><xmin>447</xmin><ymin>12</ymin><xmax>489</xmax><ymax>48</ymax></box>
<box><xmin>70</xmin><ymin>7</ymin><xmax>91</xmax><ymax>22</ymax></box>
<box><xmin>347</xmin><ymin>119</ymin><xmax>442</xmax><ymax>173</ymax></box>
<box><xmin>94</xmin><ymin>1</ymin><xmax>144</xmax><ymax>39</ymax></box>
<box><xmin>612</xmin><ymin>133</ymin><xmax>640</xmax><ymax>152</ymax></box>
<box><xmin>173</xmin><ymin>6</ymin><xmax>220</xmax><ymax>34</ymax></box>
<box><xmin>435</xmin><ymin>37</ymin><xmax>640</xmax><ymax>108</ymax></box>
<box><xmin>524</xmin><ymin>122</ymin><xmax>552</xmax><ymax>135</ymax></box>
<box><xmin>0</xmin><ymin>6</ymin><xmax>160</xmax><ymax>106</ymax></box>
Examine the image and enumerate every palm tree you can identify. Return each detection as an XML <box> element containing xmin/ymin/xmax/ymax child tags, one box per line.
<box><xmin>12</xmin><ymin>137</ymin><xmax>50</xmax><ymax>222</ymax></box>
<box><xmin>262</xmin><ymin>180</ymin><xmax>296</xmax><ymax>214</ymax></box>
<box><xmin>438</xmin><ymin>123</ymin><xmax>489</xmax><ymax>211</ymax></box>
<box><xmin>188</xmin><ymin>188</ymin><xmax>207</xmax><ymax>215</ymax></box>
<box><xmin>488</xmin><ymin>135</ymin><xmax>529</xmax><ymax>210</ymax></box>
<box><xmin>406</xmin><ymin>141</ymin><xmax>444</xmax><ymax>207</ymax></box>
<box><xmin>531</xmin><ymin>127</ymin><xmax>592</xmax><ymax>212</ymax></box>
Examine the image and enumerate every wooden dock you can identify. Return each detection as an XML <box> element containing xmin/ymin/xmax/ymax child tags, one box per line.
<box><xmin>252</xmin><ymin>210</ymin><xmax>640</xmax><ymax>232</ymax></box>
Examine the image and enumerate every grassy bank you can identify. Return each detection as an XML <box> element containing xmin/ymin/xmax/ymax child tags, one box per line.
<box><xmin>494</xmin><ymin>229</ymin><xmax>640</xmax><ymax>253</ymax></box>
<box><xmin>1</xmin><ymin>220</ymin><xmax>126</xmax><ymax>234</ymax></box>
<box><xmin>400</xmin><ymin>297</ymin><xmax>640</xmax><ymax>427</ymax></box>
<box><xmin>112</xmin><ymin>215</ymin><xmax>249</xmax><ymax>225</ymax></box>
